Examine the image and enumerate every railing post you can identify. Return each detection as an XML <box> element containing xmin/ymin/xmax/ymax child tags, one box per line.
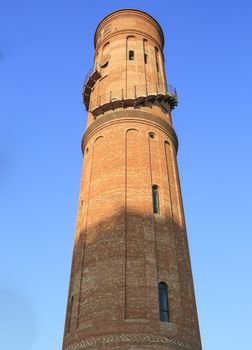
<box><xmin>122</xmin><ymin>89</ymin><xmax>124</xmax><ymax>100</ymax></box>
<box><xmin>134</xmin><ymin>85</ymin><xmax>137</xmax><ymax>98</ymax></box>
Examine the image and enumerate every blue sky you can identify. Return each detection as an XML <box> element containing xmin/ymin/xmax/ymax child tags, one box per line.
<box><xmin>1</xmin><ymin>1</ymin><xmax>252</xmax><ymax>349</ymax></box>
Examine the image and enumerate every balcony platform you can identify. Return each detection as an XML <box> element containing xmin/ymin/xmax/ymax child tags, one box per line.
<box><xmin>82</xmin><ymin>73</ymin><xmax>178</xmax><ymax>116</ymax></box>
<box><xmin>82</xmin><ymin>69</ymin><xmax>101</xmax><ymax>111</ymax></box>
<box><xmin>89</xmin><ymin>88</ymin><xmax>178</xmax><ymax>117</ymax></box>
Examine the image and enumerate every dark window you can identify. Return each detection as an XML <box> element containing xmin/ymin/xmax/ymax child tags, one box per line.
<box><xmin>159</xmin><ymin>282</ymin><xmax>169</xmax><ymax>322</ymax></box>
<box><xmin>155</xmin><ymin>47</ymin><xmax>160</xmax><ymax>72</ymax></box>
<box><xmin>144</xmin><ymin>53</ymin><xmax>148</xmax><ymax>64</ymax></box>
<box><xmin>152</xmin><ymin>185</ymin><xmax>160</xmax><ymax>214</ymax></box>
<box><xmin>129</xmin><ymin>50</ymin><xmax>135</xmax><ymax>61</ymax></box>
<box><xmin>101</xmin><ymin>61</ymin><xmax>108</xmax><ymax>69</ymax></box>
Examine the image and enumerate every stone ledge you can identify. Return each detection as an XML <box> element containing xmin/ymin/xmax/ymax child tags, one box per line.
<box><xmin>81</xmin><ymin>111</ymin><xmax>178</xmax><ymax>154</ymax></box>
<box><xmin>65</xmin><ymin>334</ymin><xmax>196</xmax><ymax>350</ymax></box>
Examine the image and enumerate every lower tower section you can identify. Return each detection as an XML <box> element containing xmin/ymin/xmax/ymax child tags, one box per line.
<box><xmin>62</xmin><ymin>110</ymin><xmax>201</xmax><ymax>350</ymax></box>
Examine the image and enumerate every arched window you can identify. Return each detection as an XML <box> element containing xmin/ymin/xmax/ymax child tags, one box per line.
<box><xmin>152</xmin><ymin>185</ymin><xmax>160</xmax><ymax>214</ymax></box>
<box><xmin>159</xmin><ymin>282</ymin><xmax>169</xmax><ymax>322</ymax></box>
<box><xmin>129</xmin><ymin>50</ymin><xmax>135</xmax><ymax>61</ymax></box>
<box><xmin>100</xmin><ymin>42</ymin><xmax>110</xmax><ymax>70</ymax></box>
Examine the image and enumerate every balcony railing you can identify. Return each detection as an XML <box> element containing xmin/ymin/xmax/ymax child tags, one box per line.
<box><xmin>83</xmin><ymin>67</ymin><xmax>98</xmax><ymax>87</ymax></box>
<box><xmin>89</xmin><ymin>83</ymin><xmax>178</xmax><ymax>116</ymax></box>
<box><xmin>82</xmin><ymin>67</ymin><xmax>102</xmax><ymax>111</ymax></box>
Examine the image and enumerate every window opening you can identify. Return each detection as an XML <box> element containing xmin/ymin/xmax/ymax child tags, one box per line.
<box><xmin>152</xmin><ymin>185</ymin><xmax>160</xmax><ymax>214</ymax></box>
<box><xmin>144</xmin><ymin>53</ymin><xmax>148</xmax><ymax>64</ymax></box>
<box><xmin>159</xmin><ymin>282</ymin><xmax>169</xmax><ymax>322</ymax></box>
<box><xmin>155</xmin><ymin>47</ymin><xmax>160</xmax><ymax>72</ymax></box>
<box><xmin>129</xmin><ymin>50</ymin><xmax>135</xmax><ymax>61</ymax></box>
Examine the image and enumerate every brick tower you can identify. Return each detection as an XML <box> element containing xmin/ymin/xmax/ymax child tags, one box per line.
<box><xmin>62</xmin><ymin>9</ymin><xmax>202</xmax><ymax>350</ymax></box>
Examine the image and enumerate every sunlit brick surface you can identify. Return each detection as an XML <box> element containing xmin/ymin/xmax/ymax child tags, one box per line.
<box><xmin>62</xmin><ymin>9</ymin><xmax>201</xmax><ymax>350</ymax></box>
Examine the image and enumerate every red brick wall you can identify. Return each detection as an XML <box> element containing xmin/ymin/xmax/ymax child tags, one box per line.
<box><xmin>63</xmin><ymin>9</ymin><xmax>201</xmax><ymax>350</ymax></box>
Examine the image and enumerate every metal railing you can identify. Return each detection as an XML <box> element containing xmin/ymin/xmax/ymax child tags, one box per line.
<box><xmin>89</xmin><ymin>83</ymin><xmax>177</xmax><ymax>112</ymax></box>
<box><xmin>83</xmin><ymin>67</ymin><xmax>95</xmax><ymax>87</ymax></box>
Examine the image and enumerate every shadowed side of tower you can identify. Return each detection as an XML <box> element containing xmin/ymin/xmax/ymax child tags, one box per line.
<box><xmin>62</xmin><ymin>9</ymin><xmax>202</xmax><ymax>350</ymax></box>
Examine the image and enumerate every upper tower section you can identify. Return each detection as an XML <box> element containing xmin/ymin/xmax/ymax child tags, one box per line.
<box><xmin>83</xmin><ymin>9</ymin><xmax>177</xmax><ymax>126</ymax></box>
<box><xmin>94</xmin><ymin>9</ymin><xmax>164</xmax><ymax>50</ymax></box>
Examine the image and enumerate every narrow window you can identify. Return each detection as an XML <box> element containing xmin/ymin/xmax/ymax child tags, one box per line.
<box><xmin>144</xmin><ymin>53</ymin><xmax>148</xmax><ymax>64</ymax></box>
<box><xmin>152</xmin><ymin>185</ymin><xmax>160</xmax><ymax>214</ymax></box>
<box><xmin>159</xmin><ymin>282</ymin><xmax>169</xmax><ymax>322</ymax></box>
<box><xmin>155</xmin><ymin>47</ymin><xmax>160</xmax><ymax>72</ymax></box>
<box><xmin>129</xmin><ymin>50</ymin><xmax>135</xmax><ymax>61</ymax></box>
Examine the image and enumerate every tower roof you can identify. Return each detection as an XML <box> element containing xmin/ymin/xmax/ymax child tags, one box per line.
<box><xmin>94</xmin><ymin>9</ymin><xmax>165</xmax><ymax>49</ymax></box>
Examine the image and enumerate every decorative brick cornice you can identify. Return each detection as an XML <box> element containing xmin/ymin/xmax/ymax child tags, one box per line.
<box><xmin>65</xmin><ymin>334</ymin><xmax>196</xmax><ymax>350</ymax></box>
<box><xmin>81</xmin><ymin>111</ymin><xmax>178</xmax><ymax>154</ymax></box>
